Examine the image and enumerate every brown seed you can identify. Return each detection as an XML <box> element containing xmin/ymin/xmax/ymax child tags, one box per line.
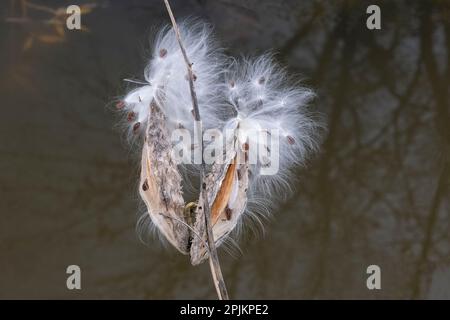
<box><xmin>225</xmin><ymin>206</ymin><xmax>232</xmax><ymax>220</ymax></box>
<box><xmin>116</xmin><ymin>100</ymin><xmax>125</xmax><ymax>109</ymax></box>
<box><xmin>150</xmin><ymin>101</ymin><xmax>157</xmax><ymax>112</ymax></box>
<box><xmin>133</xmin><ymin>122</ymin><xmax>141</xmax><ymax>133</ymax></box>
<box><xmin>127</xmin><ymin>112</ymin><xmax>135</xmax><ymax>122</ymax></box>
<box><xmin>159</xmin><ymin>48</ymin><xmax>167</xmax><ymax>58</ymax></box>
<box><xmin>287</xmin><ymin>135</ymin><xmax>295</xmax><ymax>145</ymax></box>
<box><xmin>162</xmin><ymin>193</ymin><xmax>169</xmax><ymax>209</ymax></box>
<box><xmin>258</xmin><ymin>76</ymin><xmax>265</xmax><ymax>84</ymax></box>
<box><xmin>185</xmin><ymin>73</ymin><xmax>197</xmax><ymax>81</ymax></box>
<box><xmin>262</xmin><ymin>156</ymin><xmax>271</xmax><ymax>167</ymax></box>
<box><xmin>142</xmin><ymin>179</ymin><xmax>149</xmax><ymax>191</ymax></box>
<box><xmin>242</xmin><ymin>142</ymin><xmax>249</xmax><ymax>151</ymax></box>
<box><xmin>229</xmin><ymin>80</ymin><xmax>235</xmax><ymax>88</ymax></box>
<box><xmin>237</xmin><ymin>169</ymin><xmax>242</xmax><ymax>180</ymax></box>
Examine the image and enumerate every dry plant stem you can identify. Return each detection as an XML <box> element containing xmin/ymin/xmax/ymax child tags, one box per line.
<box><xmin>163</xmin><ymin>0</ymin><xmax>229</xmax><ymax>300</ymax></box>
<box><xmin>25</xmin><ymin>1</ymin><xmax>56</xmax><ymax>14</ymax></box>
<box><xmin>158</xmin><ymin>212</ymin><xmax>210</xmax><ymax>251</ymax></box>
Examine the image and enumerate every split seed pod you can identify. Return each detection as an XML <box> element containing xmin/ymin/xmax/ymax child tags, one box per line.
<box><xmin>120</xmin><ymin>21</ymin><xmax>321</xmax><ymax>265</ymax></box>
<box><xmin>139</xmin><ymin>99</ymin><xmax>190</xmax><ymax>254</ymax></box>
<box><xmin>190</xmin><ymin>129</ymin><xmax>249</xmax><ymax>265</ymax></box>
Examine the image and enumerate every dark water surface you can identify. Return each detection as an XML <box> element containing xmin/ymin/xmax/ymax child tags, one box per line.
<box><xmin>0</xmin><ymin>0</ymin><xmax>449</xmax><ymax>299</ymax></box>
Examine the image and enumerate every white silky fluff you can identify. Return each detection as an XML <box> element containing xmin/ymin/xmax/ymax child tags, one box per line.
<box><xmin>121</xmin><ymin>22</ymin><xmax>322</xmax><ymax>240</ymax></box>
<box><xmin>217</xmin><ymin>55</ymin><xmax>322</xmax><ymax>203</ymax></box>
<box><xmin>121</xmin><ymin>21</ymin><xmax>224</xmax><ymax>136</ymax></box>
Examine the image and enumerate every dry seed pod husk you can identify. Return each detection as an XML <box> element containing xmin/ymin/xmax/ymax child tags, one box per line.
<box><xmin>139</xmin><ymin>100</ymin><xmax>190</xmax><ymax>254</ymax></box>
<box><xmin>190</xmin><ymin>138</ymin><xmax>249</xmax><ymax>265</ymax></box>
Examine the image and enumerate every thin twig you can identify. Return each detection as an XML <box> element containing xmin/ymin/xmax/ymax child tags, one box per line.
<box><xmin>163</xmin><ymin>0</ymin><xmax>229</xmax><ymax>300</ymax></box>
<box><xmin>123</xmin><ymin>78</ymin><xmax>150</xmax><ymax>85</ymax></box>
<box><xmin>158</xmin><ymin>213</ymin><xmax>210</xmax><ymax>251</ymax></box>
<box><xmin>26</xmin><ymin>1</ymin><xmax>57</xmax><ymax>14</ymax></box>
<box><xmin>5</xmin><ymin>17</ymin><xmax>32</xmax><ymax>23</ymax></box>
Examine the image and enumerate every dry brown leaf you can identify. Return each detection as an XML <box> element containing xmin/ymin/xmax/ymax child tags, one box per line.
<box><xmin>22</xmin><ymin>36</ymin><xmax>34</xmax><ymax>51</ymax></box>
<box><xmin>37</xmin><ymin>34</ymin><xmax>64</xmax><ymax>44</ymax></box>
<box><xmin>79</xmin><ymin>4</ymin><xmax>97</xmax><ymax>14</ymax></box>
<box><xmin>53</xmin><ymin>22</ymin><xmax>65</xmax><ymax>36</ymax></box>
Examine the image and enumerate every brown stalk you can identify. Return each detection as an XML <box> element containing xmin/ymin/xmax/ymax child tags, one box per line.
<box><xmin>163</xmin><ymin>0</ymin><xmax>229</xmax><ymax>300</ymax></box>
